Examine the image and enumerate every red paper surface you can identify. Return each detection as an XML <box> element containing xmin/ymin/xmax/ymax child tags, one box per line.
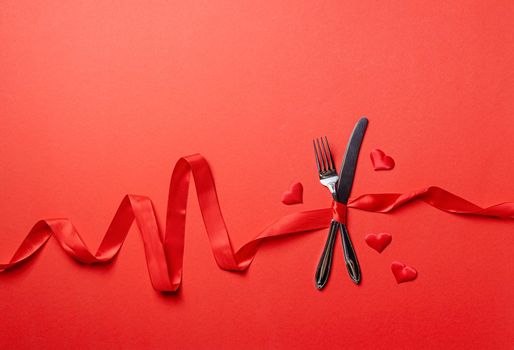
<box><xmin>1</xmin><ymin>1</ymin><xmax>513</xmax><ymax>349</ymax></box>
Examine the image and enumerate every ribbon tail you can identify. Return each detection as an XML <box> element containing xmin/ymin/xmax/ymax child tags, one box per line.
<box><xmin>348</xmin><ymin>186</ymin><xmax>514</xmax><ymax>219</ymax></box>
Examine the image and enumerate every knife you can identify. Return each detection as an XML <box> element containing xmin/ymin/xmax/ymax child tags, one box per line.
<box><xmin>336</xmin><ymin>117</ymin><xmax>368</xmax><ymax>284</ymax></box>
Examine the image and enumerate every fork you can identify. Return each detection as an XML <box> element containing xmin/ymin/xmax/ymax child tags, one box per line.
<box><xmin>313</xmin><ymin>137</ymin><xmax>340</xmax><ymax>289</ymax></box>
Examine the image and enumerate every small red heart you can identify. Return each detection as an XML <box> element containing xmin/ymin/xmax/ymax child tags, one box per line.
<box><xmin>370</xmin><ymin>148</ymin><xmax>395</xmax><ymax>171</ymax></box>
<box><xmin>281</xmin><ymin>182</ymin><xmax>303</xmax><ymax>205</ymax></box>
<box><xmin>391</xmin><ymin>262</ymin><xmax>417</xmax><ymax>284</ymax></box>
<box><xmin>365</xmin><ymin>233</ymin><xmax>392</xmax><ymax>253</ymax></box>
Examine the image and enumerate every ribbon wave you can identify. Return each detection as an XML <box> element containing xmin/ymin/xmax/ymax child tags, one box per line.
<box><xmin>1</xmin><ymin>154</ymin><xmax>513</xmax><ymax>291</ymax></box>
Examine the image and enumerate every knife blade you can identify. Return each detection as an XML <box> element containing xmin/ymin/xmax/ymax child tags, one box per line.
<box><xmin>336</xmin><ymin>117</ymin><xmax>368</xmax><ymax>284</ymax></box>
<box><xmin>336</xmin><ymin>117</ymin><xmax>368</xmax><ymax>204</ymax></box>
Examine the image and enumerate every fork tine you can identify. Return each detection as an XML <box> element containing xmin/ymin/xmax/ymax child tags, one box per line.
<box><xmin>313</xmin><ymin>140</ymin><xmax>321</xmax><ymax>172</ymax></box>
<box><xmin>320</xmin><ymin>136</ymin><xmax>331</xmax><ymax>171</ymax></box>
<box><xmin>316</xmin><ymin>138</ymin><xmax>327</xmax><ymax>172</ymax></box>
<box><xmin>324</xmin><ymin>136</ymin><xmax>335</xmax><ymax>171</ymax></box>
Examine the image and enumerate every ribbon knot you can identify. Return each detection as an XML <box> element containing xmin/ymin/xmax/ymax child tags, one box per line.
<box><xmin>332</xmin><ymin>201</ymin><xmax>347</xmax><ymax>223</ymax></box>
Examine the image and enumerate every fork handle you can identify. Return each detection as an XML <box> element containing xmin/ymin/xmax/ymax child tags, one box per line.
<box><xmin>339</xmin><ymin>222</ymin><xmax>361</xmax><ymax>284</ymax></box>
<box><xmin>315</xmin><ymin>220</ymin><xmax>338</xmax><ymax>290</ymax></box>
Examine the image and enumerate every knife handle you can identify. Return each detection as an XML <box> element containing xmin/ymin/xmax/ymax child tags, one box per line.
<box><xmin>315</xmin><ymin>220</ymin><xmax>338</xmax><ymax>290</ymax></box>
<box><xmin>339</xmin><ymin>223</ymin><xmax>361</xmax><ymax>284</ymax></box>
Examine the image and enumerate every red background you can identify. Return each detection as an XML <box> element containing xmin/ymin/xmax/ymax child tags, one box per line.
<box><xmin>1</xmin><ymin>1</ymin><xmax>513</xmax><ymax>349</ymax></box>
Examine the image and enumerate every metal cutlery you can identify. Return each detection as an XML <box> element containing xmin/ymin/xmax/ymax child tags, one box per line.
<box><xmin>313</xmin><ymin>118</ymin><xmax>368</xmax><ymax>289</ymax></box>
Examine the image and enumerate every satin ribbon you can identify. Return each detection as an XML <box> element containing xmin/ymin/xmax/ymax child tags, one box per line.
<box><xmin>1</xmin><ymin>154</ymin><xmax>513</xmax><ymax>292</ymax></box>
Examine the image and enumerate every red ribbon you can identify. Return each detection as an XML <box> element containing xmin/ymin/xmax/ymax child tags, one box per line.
<box><xmin>1</xmin><ymin>154</ymin><xmax>513</xmax><ymax>291</ymax></box>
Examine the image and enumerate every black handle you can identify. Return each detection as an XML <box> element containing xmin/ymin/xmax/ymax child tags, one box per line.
<box><xmin>315</xmin><ymin>220</ymin><xmax>338</xmax><ymax>290</ymax></box>
<box><xmin>339</xmin><ymin>223</ymin><xmax>361</xmax><ymax>284</ymax></box>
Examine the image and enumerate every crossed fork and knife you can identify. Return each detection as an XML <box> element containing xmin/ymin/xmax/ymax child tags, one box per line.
<box><xmin>313</xmin><ymin>117</ymin><xmax>368</xmax><ymax>289</ymax></box>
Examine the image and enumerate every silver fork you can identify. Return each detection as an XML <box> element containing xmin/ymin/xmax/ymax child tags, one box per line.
<box><xmin>313</xmin><ymin>137</ymin><xmax>340</xmax><ymax>289</ymax></box>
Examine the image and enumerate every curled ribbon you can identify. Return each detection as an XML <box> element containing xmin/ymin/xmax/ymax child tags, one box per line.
<box><xmin>1</xmin><ymin>154</ymin><xmax>513</xmax><ymax>292</ymax></box>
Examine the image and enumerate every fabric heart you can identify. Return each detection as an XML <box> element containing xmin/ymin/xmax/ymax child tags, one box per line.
<box><xmin>365</xmin><ymin>233</ymin><xmax>392</xmax><ymax>253</ymax></box>
<box><xmin>281</xmin><ymin>182</ymin><xmax>303</xmax><ymax>205</ymax></box>
<box><xmin>370</xmin><ymin>148</ymin><xmax>395</xmax><ymax>170</ymax></box>
<box><xmin>391</xmin><ymin>262</ymin><xmax>417</xmax><ymax>284</ymax></box>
